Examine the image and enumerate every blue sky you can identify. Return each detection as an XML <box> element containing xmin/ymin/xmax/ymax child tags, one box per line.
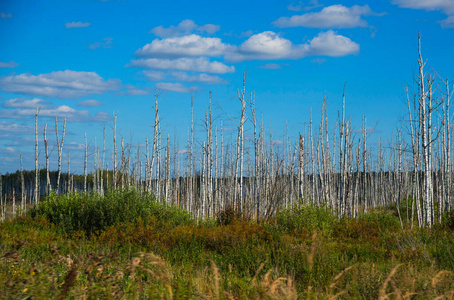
<box><xmin>0</xmin><ymin>0</ymin><xmax>453</xmax><ymax>174</ymax></box>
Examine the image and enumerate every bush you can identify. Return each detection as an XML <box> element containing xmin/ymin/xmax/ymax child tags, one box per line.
<box><xmin>276</xmin><ymin>204</ymin><xmax>337</xmax><ymax>237</ymax></box>
<box><xmin>28</xmin><ymin>189</ymin><xmax>194</xmax><ymax>236</ymax></box>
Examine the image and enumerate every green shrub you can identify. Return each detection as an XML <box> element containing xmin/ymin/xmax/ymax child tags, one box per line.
<box><xmin>276</xmin><ymin>204</ymin><xmax>337</xmax><ymax>237</ymax></box>
<box><xmin>28</xmin><ymin>189</ymin><xmax>194</xmax><ymax>236</ymax></box>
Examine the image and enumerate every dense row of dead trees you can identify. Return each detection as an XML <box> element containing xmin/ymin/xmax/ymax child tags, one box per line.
<box><xmin>0</xmin><ymin>36</ymin><xmax>452</xmax><ymax>227</ymax></box>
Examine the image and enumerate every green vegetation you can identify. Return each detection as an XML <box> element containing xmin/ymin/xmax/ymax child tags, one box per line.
<box><xmin>1</xmin><ymin>191</ymin><xmax>454</xmax><ymax>299</ymax></box>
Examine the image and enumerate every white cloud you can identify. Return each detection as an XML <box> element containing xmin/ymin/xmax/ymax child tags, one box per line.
<box><xmin>76</xmin><ymin>100</ymin><xmax>103</xmax><ymax>107</ymax></box>
<box><xmin>129</xmin><ymin>57</ymin><xmax>235</xmax><ymax>74</ymax></box>
<box><xmin>88</xmin><ymin>37</ymin><xmax>113</xmax><ymax>49</ymax></box>
<box><xmin>225</xmin><ymin>30</ymin><xmax>358</xmax><ymax>62</ymax></box>
<box><xmin>306</xmin><ymin>30</ymin><xmax>359</xmax><ymax>56</ymax></box>
<box><xmin>156</xmin><ymin>82</ymin><xmax>201</xmax><ymax>93</ymax></box>
<box><xmin>1</xmin><ymin>12</ymin><xmax>12</xmax><ymax>19</ymax></box>
<box><xmin>0</xmin><ymin>70</ymin><xmax>121</xmax><ymax>98</ymax></box>
<box><xmin>0</xmin><ymin>61</ymin><xmax>19</xmax><ymax>68</ymax></box>
<box><xmin>273</xmin><ymin>4</ymin><xmax>378</xmax><ymax>28</ymax></box>
<box><xmin>65</xmin><ymin>21</ymin><xmax>91</xmax><ymax>28</ymax></box>
<box><xmin>225</xmin><ymin>31</ymin><xmax>304</xmax><ymax>61</ymax></box>
<box><xmin>260</xmin><ymin>63</ymin><xmax>282</xmax><ymax>69</ymax></box>
<box><xmin>2</xmin><ymin>98</ymin><xmax>47</xmax><ymax>108</ymax></box>
<box><xmin>150</xmin><ymin>19</ymin><xmax>220</xmax><ymax>37</ymax></box>
<box><xmin>135</xmin><ymin>34</ymin><xmax>229</xmax><ymax>58</ymax></box>
<box><xmin>171</xmin><ymin>72</ymin><xmax>228</xmax><ymax>84</ymax></box>
<box><xmin>392</xmin><ymin>0</ymin><xmax>454</xmax><ymax>14</ymax></box>
<box><xmin>440</xmin><ymin>15</ymin><xmax>454</xmax><ymax>27</ymax></box>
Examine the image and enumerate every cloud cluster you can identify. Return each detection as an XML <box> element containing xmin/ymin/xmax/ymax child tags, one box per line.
<box><xmin>0</xmin><ymin>70</ymin><xmax>121</xmax><ymax>98</ymax></box>
<box><xmin>392</xmin><ymin>0</ymin><xmax>454</xmax><ymax>28</ymax></box>
<box><xmin>274</xmin><ymin>4</ymin><xmax>378</xmax><ymax>28</ymax></box>
<box><xmin>226</xmin><ymin>30</ymin><xmax>359</xmax><ymax>61</ymax></box>
<box><xmin>150</xmin><ymin>19</ymin><xmax>220</xmax><ymax>37</ymax></box>
<box><xmin>127</xmin><ymin>22</ymin><xmax>360</xmax><ymax>92</ymax></box>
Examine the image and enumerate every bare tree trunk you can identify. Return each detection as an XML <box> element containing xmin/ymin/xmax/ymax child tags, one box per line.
<box><xmin>35</xmin><ymin>108</ymin><xmax>39</xmax><ymax>204</ymax></box>
<box><xmin>55</xmin><ymin>117</ymin><xmax>66</xmax><ymax>194</ymax></box>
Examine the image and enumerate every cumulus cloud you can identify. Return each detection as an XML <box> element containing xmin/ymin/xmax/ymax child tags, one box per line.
<box><xmin>135</xmin><ymin>34</ymin><xmax>229</xmax><ymax>58</ymax></box>
<box><xmin>76</xmin><ymin>100</ymin><xmax>103</xmax><ymax>107</ymax></box>
<box><xmin>150</xmin><ymin>19</ymin><xmax>220</xmax><ymax>37</ymax></box>
<box><xmin>0</xmin><ymin>61</ymin><xmax>19</xmax><ymax>68</ymax></box>
<box><xmin>392</xmin><ymin>0</ymin><xmax>454</xmax><ymax>14</ymax></box>
<box><xmin>306</xmin><ymin>30</ymin><xmax>359</xmax><ymax>56</ymax></box>
<box><xmin>129</xmin><ymin>57</ymin><xmax>235</xmax><ymax>74</ymax></box>
<box><xmin>171</xmin><ymin>72</ymin><xmax>228</xmax><ymax>84</ymax></box>
<box><xmin>273</xmin><ymin>4</ymin><xmax>379</xmax><ymax>28</ymax></box>
<box><xmin>0</xmin><ymin>70</ymin><xmax>121</xmax><ymax>98</ymax></box>
<box><xmin>65</xmin><ymin>21</ymin><xmax>91</xmax><ymax>28</ymax></box>
<box><xmin>225</xmin><ymin>30</ymin><xmax>359</xmax><ymax>62</ymax></box>
<box><xmin>156</xmin><ymin>82</ymin><xmax>201</xmax><ymax>93</ymax></box>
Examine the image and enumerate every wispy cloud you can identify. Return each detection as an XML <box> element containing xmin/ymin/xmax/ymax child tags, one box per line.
<box><xmin>76</xmin><ymin>100</ymin><xmax>103</xmax><ymax>107</ymax></box>
<box><xmin>440</xmin><ymin>15</ymin><xmax>454</xmax><ymax>28</ymax></box>
<box><xmin>88</xmin><ymin>37</ymin><xmax>113</xmax><ymax>49</ymax></box>
<box><xmin>287</xmin><ymin>0</ymin><xmax>323</xmax><ymax>12</ymax></box>
<box><xmin>0</xmin><ymin>12</ymin><xmax>12</xmax><ymax>19</ymax></box>
<box><xmin>129</xmin><ymin>57</ymin><xmax>235</xmax><ymax>74</ymax></box>
<box><xmin>65</xmin><ymin>21</ymin><xmax>91</xmax><ymax>28</ymax></box>
<box><xmin>393</xmin><ymin>0</ymin><xmax>454</xmax><ymax>27</ymax></box>
<box><xmin>0</xmin><ymin>70</ymin><xmax>121</xmax><ymax>98</ymax></box>
<box><xmin>156</xmin><ymin>82</ymin><xmax>201</xmax><ymax>93</ymax></box>
<box><xmin>0</xmin><ymin>61</ymin><xmax>19</xmax><ymax>68</ymax></box>
<box><xmin>260</xmin><ymin>63</ymin><xmax>282</xmax><ymax>69</ymax></box>
<box><xmin>116</xmin><ymin>85</ymin><xmax>150</xmax><ymax>95</ymax></box>
<box><xmin>310</xmin><ymin>58</ymin><xmax>327</xmax><ymax>64</ymax></box>
<box><xmin>150</xmin><ymin>19</ymin><xmax>220</xmax><ymax>37</ymax></box>
<box><xmin>143</xmin><ymin>70</ymin><xmax>166</xmax><ymax>81</ymax></box>
<box><xmin>0</xmin><ymin>121</ymin><xmax>32</xmax><ymax>134</ymax></box>
<box><xmin>171</xmin><ymin>72</ymin><xmax>228</xmax><ymax>84</ymax></box>
<box><xmin>273</xmin><ymin>4</ymin><xmax>381</xmax><ymax>28</ymax></box>
<box><xmin>0</xmin><ymin>97</ymin><xmax>111</xmax><ymax>122</ymax></box>
<box><xmin>392</xmin><ymin>0</ymin><xmax>454</xmax><ymax>15</ymax></box>
<box><xmin>2</xmin><ymin>98</ymin><xmax>47</xmax><ymax>108</ymax></box>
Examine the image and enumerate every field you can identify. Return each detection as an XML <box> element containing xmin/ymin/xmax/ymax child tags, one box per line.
<box><xmin>1</xmin><ymin>189</ymin><xmax>454</xmax><ymax>299</ymax></box>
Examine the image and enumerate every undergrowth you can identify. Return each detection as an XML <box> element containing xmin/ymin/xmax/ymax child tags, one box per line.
<box><xmin>1</xmin><ymin>190</ymin><xmax>454</xmax><ymax>299</ymax></box>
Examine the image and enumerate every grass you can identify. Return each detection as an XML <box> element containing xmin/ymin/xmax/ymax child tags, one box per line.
<box><xmin>1</xmin><ymin>190</ymin><xmax>454</xmax><ymax>299</ymax></box>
